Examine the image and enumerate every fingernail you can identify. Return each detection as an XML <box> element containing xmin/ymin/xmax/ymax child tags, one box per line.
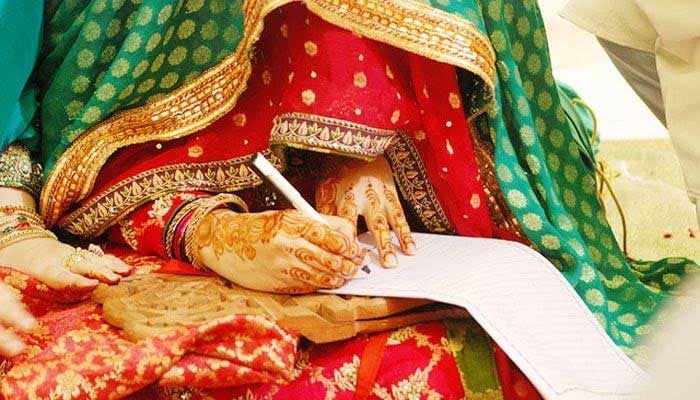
<box><xmin>362</xmin><ymin>252</ymin><xmax>370</xmax><ymax>266</ymax></box>
<box><xmin>80</xmin><ymin>279</ymin><xmax>100</xmax><ymax>288</ymax></box>
<box><xmin>384</xmin><ymin>254</ymin><xmax>399</xmax><ymax>268</ymax></box>
<box><xmin>405</xmin><ymin>243</ymin><xmax>416</xmax><ymax>255</ymax></box>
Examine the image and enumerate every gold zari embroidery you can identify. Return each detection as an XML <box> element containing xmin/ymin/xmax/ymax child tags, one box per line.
<box><xmin>271</xmin><ymin>113</ymin><xmax>397</xmax><ymax>159</ymax></box>
<box><xmin>59</xmin><ymin>152</ymin><xmax>282</xmax><ymax>238</ymax></box>
<box><xmin>41</xmin><ymin>0</ymin><xmax>496</xmax><ymax>229</ymax></box>
<box><xmin>384</xmin><ymin>134</ymin><xmax>455</xmax><ymax>234</ymax></box>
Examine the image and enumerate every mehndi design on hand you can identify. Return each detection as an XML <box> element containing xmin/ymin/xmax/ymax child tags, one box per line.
<box><xmin>316</xmin><ymin>157</ymin><xmax>416</xmax><ymax>268</ymax></box>
<box><xmin>193</xmin><ymin>209</ymin><xmax>364</xmax><ymax>293</ymax></box>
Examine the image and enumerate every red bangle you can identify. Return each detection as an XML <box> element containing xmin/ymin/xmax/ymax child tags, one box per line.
<box><xmin>173</xmin><ymin>210</ymin><xmax>194</xmax><ymax>262</ymax></box>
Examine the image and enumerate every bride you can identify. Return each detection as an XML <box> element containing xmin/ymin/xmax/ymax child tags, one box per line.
<box><xmin>0</xmin><ymin>0</ymin><xmax>695</xmax><ymax>398</ymax></box>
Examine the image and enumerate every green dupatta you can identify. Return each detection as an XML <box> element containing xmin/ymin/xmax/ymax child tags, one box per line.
<box><xmin>37</xmin><ymin>0</ymin><xmax>245</xmax><ymax>171</ymax></box>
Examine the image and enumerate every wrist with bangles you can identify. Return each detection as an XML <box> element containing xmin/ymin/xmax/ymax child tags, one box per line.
<box><xmin>0</xmin><ymin>205</ymin><xmax>56</xmax><ymax>250</ymax></box>
<box><xmin>163</xmin><ymin>194</ymin><xmax>249</xmax><ymax>268</ymax></box>
<box><xmin>0</xmin><ymin>205</ymin><xmax>106</xmax><ymax>273</ymax></box>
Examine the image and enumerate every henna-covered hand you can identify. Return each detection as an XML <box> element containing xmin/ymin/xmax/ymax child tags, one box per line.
<box><xmin>193</xmin><ymin>209</ymin><xmax>365</xmax><ymax>294</ymax></box>
<box><xmin>316</xmin><ymin>157</ymin><xmax>415</xmax><ymax>268</ymax></box>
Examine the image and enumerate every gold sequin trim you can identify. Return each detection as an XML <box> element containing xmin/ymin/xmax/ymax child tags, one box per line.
<box><xmin>41</xmin><ymin>0</ymin><xmax>496</xmax><ymax>228</ymax></box>
<box><xmin>59</xmin><ymin>152</ymin><xmax>282</xmax><ymax>238</ymax></box>
<box><xmin>385</xmin><ymin>133</ymin><xmax>455</xmax><ymax>234</ymax></box>
<box><xmin>270</xmin><ymin>113</ymin><xmax>397</xmax><ymax>159</ymax></box>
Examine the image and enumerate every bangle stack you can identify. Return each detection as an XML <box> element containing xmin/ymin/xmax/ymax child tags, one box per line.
<box><xmin>163</xmin><ymin>198</ymin><xmax>201</xmax><ymax>259</ymax></box>
<box><xmin>0</xmin><ymin>205</ymin><xmax>56</xmax><ymax>250</ymax></box>
<box><xmin>163</xmin><ymin>194</ymin><xmax>248</xmax><ymax>268</ymax></box>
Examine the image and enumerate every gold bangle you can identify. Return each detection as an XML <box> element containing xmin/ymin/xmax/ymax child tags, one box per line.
<box><xmin>183</xmin><ymin>194</ymin><xmax>248</xmax><ymax>268</ymax></box>
<box><xmin>0</xmin><ymin>213</ymin><xmax>44</xmax><ymax>227</ymax></box>
<box><xmin>0</xmin><ymin>210</ymin><xmax>44</xmax><ymax>224</ymax></box>
<box><xmin>0</xmin><ymin>205</ymin><xmax>40</xmax><ymax>217</ymax></box>
<box><xmin>0</xmin><ymin>228</ymin><xmax>56</xmax><ymax>250</ymax></box>
<box><xmin>163</xmin><ymin>199</ymin><xmax>200</xmax><ymax>259</ymax></box>
<box><xmin>0</xmin><ymin>221</ymin><xmax>46</xmax><ymax>234</ymax></box>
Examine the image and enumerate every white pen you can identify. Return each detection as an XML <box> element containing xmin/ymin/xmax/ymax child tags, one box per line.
<box><xmin>249</xmin><ymin>153</ymin><xmax>370</xmax><ymax>273</ymax></box>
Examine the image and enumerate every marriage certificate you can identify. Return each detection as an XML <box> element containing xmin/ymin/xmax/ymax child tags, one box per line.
<box><xmin>323</xmin><ymin>233</ymin><xmax>647</xmax><ymax>400</ymax></box>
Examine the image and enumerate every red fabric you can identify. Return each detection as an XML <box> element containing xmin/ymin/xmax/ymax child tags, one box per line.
<box><xmin>203</xmin><ymin>322</ymin><xmax>467</xmax><ymax>400</ymax></box>
<box><xmin>78</xmin><ymin>3</ymin><xmax>493</xmax><ymax>240</ymax></box>
<box><xmin>0</xmin><ymin>259</ymin><xmax>470</xmax><ymax>400</ymax></box>
<box><xmin>107</xmin><ymin>191</ymin><xmax>207</xmax><ymax>258</ymax></box>
<box><xmin>81</xmin><ymin>4</ymin><xmax>419</xmax><ymax>206</ymax></box>
<box><xmin>495</xmin><ymin>345</ymin><xmax>543</xmax><ymax>400</ymax></box>
<box><xmin>0</xmin><ymin>265</ymin><xmax>299</xmax><ymax>400</ymax></box>
<box><xmin>353</xmin><ymin>332</ymin><xmax>390</xmax><ymax>400</ymax></box>
<box><xmin>404</xmin><ymin>54</ymin><xmax>493</xmax><ymax>237</ymax></box>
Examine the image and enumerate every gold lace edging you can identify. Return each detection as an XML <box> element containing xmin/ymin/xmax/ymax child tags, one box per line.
<box><xmin>385</xmin><ymin>134</ymin><xmax>455</xmax><ymax>234</ymax></box>
<box><xmin>270</xmin><ymin>113</ymin><xmax>397</xmax><ymax>160</ymax></box>
<box><xmin>59</xmin><ymin>152</ymin><xmax>282</xmax><ymax>238</ymax></box>
<box><xmin>40</xmin><ymin>0</ymin><xmax>294</xmax><ymax>226</ymax></box>
<box><xmin>41</xmin><ymin>0</ymin><xmax>496</xmax><ymax>228</ymax></box>
<box><xmin>305</xmin><ymin>0</ymin><xmax>496</xmax><ymax>101</ymax></box>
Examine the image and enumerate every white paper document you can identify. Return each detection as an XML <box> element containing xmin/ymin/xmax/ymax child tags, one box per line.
<box><xmin>322</xmin><ymin>233</ymin><xmax>647</xmax><ymax>400</ymax></box>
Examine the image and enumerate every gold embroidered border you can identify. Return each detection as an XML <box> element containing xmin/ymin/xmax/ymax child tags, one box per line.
<box><xmin>59</xmin><ymin>152</ymin><xmax>283</xmax><ymax>238</ymax></box>
<box><xmin>469</xmin><ymin>123</ymin><xmax>528</xmax><ymax>241</ymax></box>
<box><xmin>384</xmin><ymin>133</ymin><xmax>455</xmax><ymax>234</ymax></box>
<box><xmin>305</xmin><ymin>0</ymin><xmax>496</xmax><ymax>101</ymax></box>
<box><xmin>270</xmin><ymin>113</ymin><xmax>397</xmax><ymax>160</ymax></box>
<box><xmin>41</xmin><ymin>0</ymin><xmax>496</xmax><ymax>227</ymax></box>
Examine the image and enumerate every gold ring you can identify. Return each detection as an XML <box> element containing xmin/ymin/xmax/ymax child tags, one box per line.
<box><xmin>63</xmin><ymin>248</ymin><xmax>87</xmax><ymax>273</ymax></box>
<box><xmin>88</xmin><ymin>244</ymin><xmax>105</xmax><ymax>257</ymax></box>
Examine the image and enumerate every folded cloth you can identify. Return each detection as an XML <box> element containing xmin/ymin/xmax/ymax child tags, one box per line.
<box><xmin>0</xmin><ymin>266</ymin><xmax>299</xmax><ymax>399</ymax></box>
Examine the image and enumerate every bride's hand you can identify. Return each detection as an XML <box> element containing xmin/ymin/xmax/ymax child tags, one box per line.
<box><xmin>316</xmin><ymin>157</ymin><xmax>415</xmax><ymax>268</ymax></box>
<box><xmin>0</xmin><ymin>237</ymin><xmax>131</xmax><ymax>290</ymax></box>
<box><xmin>0</xmin><ymin>282</ymin><xmax>35</xmax><ymax>356</ymax></box>
<box><xmin>193</xmin><ymin>209</ymin><xmax>365</xmax><ymax>294</ymax></box>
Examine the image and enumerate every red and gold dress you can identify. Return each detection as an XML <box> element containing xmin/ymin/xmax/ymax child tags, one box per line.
<box><xmin>2</xmin><ymin>4</ymin><xmax>540</xmax><ymax>399</ymax></box>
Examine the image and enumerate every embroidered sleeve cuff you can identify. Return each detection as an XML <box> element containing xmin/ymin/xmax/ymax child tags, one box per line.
<box><xmin>0</xmin><ymin>143</ymin><xmax>43</xmax><ymax>198</ymax></box>
<box><xmin>270</xmin><ymin>113</ymin><xmax>399</xmax><ymax>160</ymax></box>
